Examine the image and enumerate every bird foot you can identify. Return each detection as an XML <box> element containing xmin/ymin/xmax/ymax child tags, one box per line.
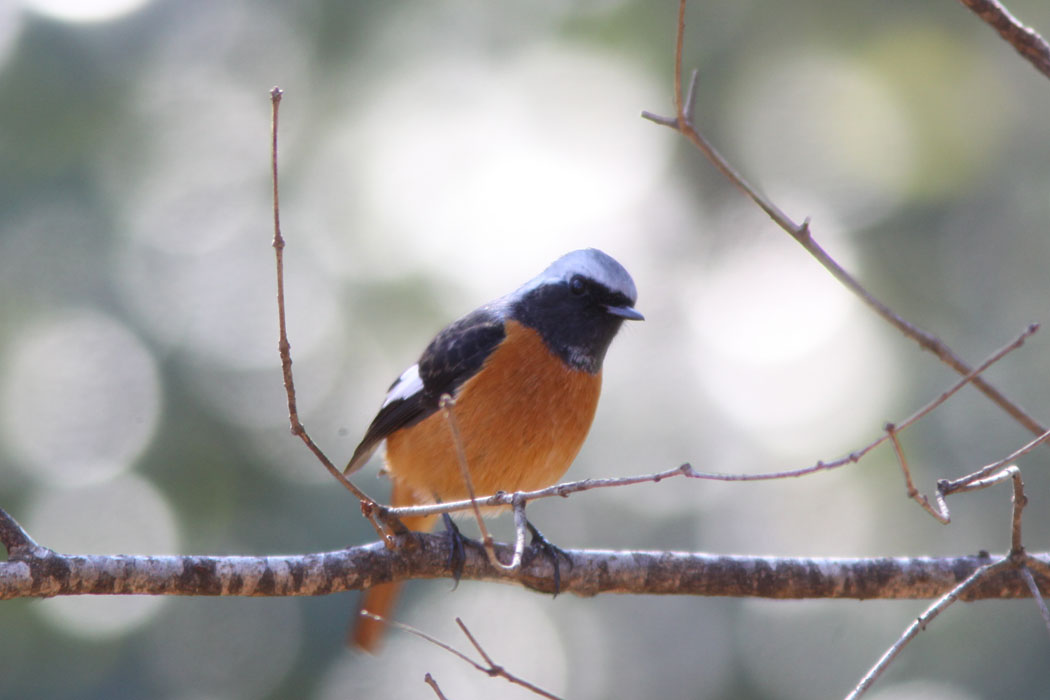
<box><xmin>524</xmin><ymin>521</ymin><xmax>572</xmax><ymax>596</ymax></box>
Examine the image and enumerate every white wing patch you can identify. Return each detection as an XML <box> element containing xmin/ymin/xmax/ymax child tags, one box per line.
<box><xmin>382</xmin><ymin>363</ymin><xmax>424</xmax><ymax>407</ymax></box>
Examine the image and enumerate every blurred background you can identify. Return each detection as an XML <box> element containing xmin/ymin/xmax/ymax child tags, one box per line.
<box><xmin>1</xmin><ymin>0</ymin><xmax>1049</xmax><ymax>698</ymax></box>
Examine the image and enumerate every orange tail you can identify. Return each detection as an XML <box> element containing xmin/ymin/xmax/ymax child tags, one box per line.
<box><xmin>351</xmin><ymin>481</ymin><xmax>437</xmax><ymax>652</ymax></box>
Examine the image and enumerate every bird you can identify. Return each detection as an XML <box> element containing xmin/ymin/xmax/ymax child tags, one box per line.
<box><xmin>345</xmin><ymin>248</ymin><xmax>643</xmax><ymax>651</ymax></box>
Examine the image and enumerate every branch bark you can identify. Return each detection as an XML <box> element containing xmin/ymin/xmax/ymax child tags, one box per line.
<box><xmin>2</xmin><ymin>531</ymin><xmax>1046</xmax><ymax>602</ymax></box>
<box><xmin>956</xmin><ymin>0</ymin><xmax>1050</xmax><ymax>80</ymax></box>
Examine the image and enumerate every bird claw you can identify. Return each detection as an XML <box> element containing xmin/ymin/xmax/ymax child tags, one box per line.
<box><xmin>524</xmin><ymin>521</ymin><xmax>572</xmax><ymax>596</ymax></box>
<box><xmin>442</xmin><ymin>513</ymin><xmax>470</xmax><ymax>590</ymax></box>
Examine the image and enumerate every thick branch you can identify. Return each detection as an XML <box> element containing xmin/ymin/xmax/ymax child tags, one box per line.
<box><xmin>2</xmin><ymin>534</ymin><xmax>1046</xmax><ymax>602</ymax></box>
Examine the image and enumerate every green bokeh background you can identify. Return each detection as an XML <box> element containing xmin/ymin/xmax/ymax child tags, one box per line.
<box><xmin>2</xmin><ymin>1</ymin><xmax>1050</xmax><ymax>698</ymax></box>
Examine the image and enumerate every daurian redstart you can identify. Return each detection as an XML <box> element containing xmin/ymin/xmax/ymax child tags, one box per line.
<box><xmin>346</xmin><ymin>248</ymin><xmax>642</xmax><ymax>651</ymax></box>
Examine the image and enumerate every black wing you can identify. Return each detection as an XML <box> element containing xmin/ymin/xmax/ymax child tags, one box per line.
<box><xmin>344</xmin><ymin>305</ymin><xmax>506</xmax><ymax>474</ymax></box>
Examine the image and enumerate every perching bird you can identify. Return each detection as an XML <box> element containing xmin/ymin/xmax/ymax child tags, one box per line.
<box><xmin>345</xmin><ymin>248</ymin><xmax>642</xmax><ymax>651</ymax></box>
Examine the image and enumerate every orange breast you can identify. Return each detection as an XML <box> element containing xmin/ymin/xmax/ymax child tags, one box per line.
<box><xmin>384</xmin><ymin>319</ymin><xmax>602</xmax><ymax>506</ymax></box>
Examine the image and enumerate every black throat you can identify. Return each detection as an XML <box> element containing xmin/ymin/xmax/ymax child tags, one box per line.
<box><xmin>510</xmin><ymin>281</ymin><xmax>631</xmax><ymax>374</ymax></box>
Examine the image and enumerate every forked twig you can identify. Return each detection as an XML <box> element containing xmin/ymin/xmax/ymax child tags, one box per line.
<box><xmin>0</xmin><ymin>506</ymin><xmax>45</xmax><ymax>559</ymax></box>
<box><xmin>390</xmin><ymin>323</ymin><xmax>1032</xmax><ymax>524</ymax></box>
<box><xmin>848</xmin><ymin>462</ymin><xmax>1048</xmax><ymax>699</ymax></box>
<box><xmin>845</xmin><ymin>558</ymin><xmax>1013</xmax><ymax>700</ymax></box>
<box><xmin>885</xmin><ymin>424</ymin><xmax>949</xmax><ymax>523</ymax></box>
<box><xmin>939</xmin><ymin>465</ymin><xmax>1026</xmax><ymax>552</ymax></box>
<box><xmin>682</xmin><ymin>325</ymin><xmax>1037</xmax><ymax>483</ymax></box>
<box><xmin>268</xmin><ymin>88</ymin><xmax>387</xmax><ymax>539</ymax></box>
<box><xmin>359</xmin><ymin>611</ymin><xmax>564</xmax><ymax>700</ymax></box>
<box><xmin>940</xmin><ymin>428</ymin><xmax>1050</xmax><ymax>494</ymax></box>
<box><xmin>641</xmin><ymin>6</ymin><xmax>1050</xmax><ymax>697</ymax></box>
<box><xmin>642</xmin><ymin>0</ymin><xmax>1047</xmax><ymax>439</ymax></box>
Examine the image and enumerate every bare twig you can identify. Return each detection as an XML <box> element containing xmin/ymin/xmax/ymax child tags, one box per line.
<box><xmin>440</xmin><ymin>395</ymin><xmax>508</xmax><ymax>571</ymax></box>
<box><xmin>424</xmin><ymin>673</ymin><xmax>449</xmax><ymax>700</ymax></box>
<box><xmin>360</xmin><ymin>611</ymin><xmax>478</xmax><ymax>665</ymax></box>
<box><xmin>642</xmin><ymin>0</ymin><xmax>1047</xmax><ymax>438</ymax></box>
<box><xmin>506</xmin><ymin>494</ymin><xmax>528</xmax><ymax>573</ymax></box>
<box><xmin>848</xmin><ymin>462</ymin><xmax>1039</xmax><ymax>698</ymax></box>
<box><xmin>845</xmin><ymin>557</ymin><xmax>1013</xmax><ymax>700</ymax></box>
<box><xmin>386</xmin><ymin>463</ymin><xmax>699</xmax><ymax>521</ymax></box>
<box><xmin>359</xmin><ymin>612</ymin><xmax>563</xmax><ymax>700</ymax></box>
<box><xmin>388</xmin><ymin>323</ymin><xmax>1032</xmax><ymax>524</ymax></box>
<box><xmin>1019</xmin><ymin>564</ymin><xmax>1050</xmax><ymax>638</ymax></box>
<box><xmin>956</xmin><ymin>0</ymin><xmax>1050</xmax><ymax>80</ymax></box>
<box><xmin>1010</xmin><ymin>467</ymin><xmax>1026</xmax><ymax>555</ymax></box>
<box><xmin>456</xmin><ymin>617</ymin><xmax>498</xmax><ymax>670</ymax></box>
<box><xmin>891</xmin><ymin>324</ymin><xmax>1038</xmax><ymax>432</ymax></box>
<box><xmin>885</xmin><ymin>424</ymin><xmax>950</xmax><ymax>523</ymax></box>
<box><xmin>936</xmin><ymin>464</ymin><xmax>1026</xmax><ymax>551</ymax></box>
<box><xmin>682</xmin><ymin>325</ymin><xmax>1038</xmax><ymax>483</ymax></box>
<box><xmin>268</xmin><ymin>87</ymin><xmax>387</xmax><ymax>538</ymax></box>
<box><xmin>940</xmin><ymin>428</ymin><xmax>1050</xmax><ymax>494</ymax></box>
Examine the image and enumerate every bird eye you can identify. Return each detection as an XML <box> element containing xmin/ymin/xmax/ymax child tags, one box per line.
<box><xmin>569</xmin><ymin>276</ymin><xmax>586</xmax><ymax>296</ymax></box>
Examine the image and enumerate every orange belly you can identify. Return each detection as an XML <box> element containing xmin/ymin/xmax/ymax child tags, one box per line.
<box><xmin>385</xmin><ymin>319</ymin><xmax>602</xmax><ymax>506</ymax></box>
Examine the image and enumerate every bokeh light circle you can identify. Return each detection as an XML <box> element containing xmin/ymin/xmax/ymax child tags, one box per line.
<box><xmin>20</xmin><ymin>0</ymin><xmax>152</xmax><ymax>23</ymax></box>
<box><xmin>145</xmin><ymin>598</ymin><xmax>302</xmax><ymax>698</ymax></box>
<box><xmin>729</xmin><ymin>50</ymin><xmax>916</xmax><ymax>224</ymax></box>
<box><xmin>1</xmin><ymin>309</ymin><xmax>161</xmax><ymax>486</ymax></box>
<box><xmin>317</xmin><ymin>40</ymin><xmax>670</xmax><ymax>297</ymax></box>
<box><xmin>25</xmin><ymin>473</ymin><xmax>179</xmax><ymax>639</ymax></box>
<box><xmin>687</xmin><ymin>229</ymin><xmax>895</xmax><ymax>455</ymax></box>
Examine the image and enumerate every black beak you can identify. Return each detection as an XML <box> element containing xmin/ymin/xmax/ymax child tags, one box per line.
<box><xmin>604</xmin><ymin>304</ymin><xmax>644</xmax><ymax>321</ymax></box>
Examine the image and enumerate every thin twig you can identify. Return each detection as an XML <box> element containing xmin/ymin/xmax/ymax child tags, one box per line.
<box><xmin>359</xmin><ymin>612</ymin><xmax>564</xmax><ymax>700</ymax></box>
<box><xmin>885</xmin><ymin>424</ymin><xmax>950</xmax><ymax>523</ymax></box>
<box><xmin>440</xmin><ymin>396</ymin><xmax>488</xmax><ymax>539</ymax></box>
<box><xmin>939</xmin><ymin>465</ymin><xmax>1025</xmax><ymax>552</ymax></box>
<box><xmin>892</xmin><ymin>324</ymin><xmax>1038</xmax><ymax>431</ymax></box>
<box><xmin>391</xmin><ymin>323</ymin><xmax>1032</xmax><ymax>522</ymax></box>
<box><xmin>440</xmin><ymin>395</ymin><xmax>509</xmax><ymax>571</ymax></box>
<box><xmin>387</xmin><ymin>463</ymin><xmax>698</xmax><ymax>521</ymax></box>
<box><xmin>506</xmin><ymin>494</ymin><xmax>528</xmax><ymax>573</ymax></box>
<box><xmin>671</xmin><ymin>0</ymin><xmax>685</xmax><ymax>121</ymax></box>
<box><xmin>940</xmin><ymin>428</ymin><xmax>1050</xmax><ymax>494</ymax></box>
<box><xmin>956</xmin><ymin>0</ymin><xmax>1050</xmax><ymax>80</ymax></box>
<box><xmin>268</xmin><ymin>87</ymin><xmax>386</xmax><ymax>536</ymax></box>
<box><xmin>360</xmin><ymin>610</ymin><xmax>478</xmax><ymax>665</ymax></box>
<box><xmin>844</xmin><ymin>461</ymin><xmax>1033</xmax><ymax>696</ymax></box>
<box><xmin>456</xmin><ymin>618</ymin><xmax>496</xmax><ymax>668</ymax></box>
<box><xmin>844</xmin><ymin>558</ymin><xmax>1013</xmax><ymax>700</ymax></box>
<box><xmin>1009</xmin><ymin>467</ymin><xmax>1027</xmax><ymax>556</ymax></box>
<box><xmin>424</xmin><ymin>673</ymin><xmax>449</xmax><ymax>700</ymax></box>
<box><xmin>642</xmin><ymin>0</ymin><xmax>1047</xmax><ymax>438</ymax></box>
<box><xmin>683</xmin><ymin>325</ymin><xmax>1038</xmax><ymax>483</ymax></box>
<box><xmin>848</xmin><ymin>463</ymin><xmax>1034</xmax><ymax>697</ymax></box>
<box><xmin>1018</xmin><ymin>564</ymin><xmax>1050</xmax><ymax>638</ymax></box>
<box><xmin>455</xmin><ymin>617</ymin><xmax>563</xmax><ymax>699</ymax></box>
